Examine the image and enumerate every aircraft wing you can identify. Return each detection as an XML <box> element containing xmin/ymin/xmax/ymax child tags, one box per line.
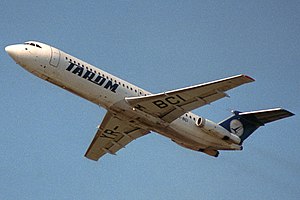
<box><xmin>85</xmin><ymin>112</ymin><xmax>150</xmax><ymax>161</ymax></box>
<box><xmin>126</xmin><ymin>74</ymin><xmax>254</xmax><ymax>123</ymax></box>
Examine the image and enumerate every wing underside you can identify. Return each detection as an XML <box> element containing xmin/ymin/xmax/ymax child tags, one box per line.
<box><xmin>126</xmin><ymin>74</ymin><xmax>254</xmax><ymax>122</ymax></box>
<box><xmin>85</xmin><ymin>112</ymin><xmax>150</xmax><ymax>161</ymax></box>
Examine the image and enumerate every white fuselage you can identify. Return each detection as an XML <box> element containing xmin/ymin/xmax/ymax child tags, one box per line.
<box><xmin>5</xmin><ymin>41</ymin><xmax>239</xmax><ymax>153</ymax></box>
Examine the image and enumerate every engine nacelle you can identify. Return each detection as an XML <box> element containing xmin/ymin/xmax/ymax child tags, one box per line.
<box><xmin>196</xmin><ymin>117</ymin><xmax>241</xmax><ymax>144</ymax></box>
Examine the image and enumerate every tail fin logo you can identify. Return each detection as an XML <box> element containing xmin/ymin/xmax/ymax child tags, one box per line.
<box><xmin>230</xmin><ymin>119</ymin><xmax>244</xmax><ymax>137</ymax></box>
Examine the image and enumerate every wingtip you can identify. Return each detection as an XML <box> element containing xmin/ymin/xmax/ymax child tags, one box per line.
<box><xmin>282</xmin><ymin>109</ymin><xmax>295</xmax><ymax>117</ymax></box>
<box><xmin>242</xmin><ymin>74</ymin><xmax>255</xmax><ymax>82</ymax></box>
<box><xmin>84</xmin><ymin>154</ymin><xmax>100</xmax><ymax>161</ymax></box>
<box><xmin>273</xmin><ymin>108</ymin><xmax>295</xmax><ymax>117</ymax></box>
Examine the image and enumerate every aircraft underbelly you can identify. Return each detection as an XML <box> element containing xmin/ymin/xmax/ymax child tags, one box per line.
<box><xmin>108</xmin><ymin>99</ymin><xmax>234</xmax><ymax>151</ymax></box>
<box><xmin>157</xmin><ymin>119</ymin><xmax>234</xmax><ymax>151</ymax></box>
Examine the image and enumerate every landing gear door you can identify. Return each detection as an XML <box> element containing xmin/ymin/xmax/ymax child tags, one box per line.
<box><xmin>49</xmin><ymin>47</ymin><xmax>60</xmax><ymax>67</ymax></box>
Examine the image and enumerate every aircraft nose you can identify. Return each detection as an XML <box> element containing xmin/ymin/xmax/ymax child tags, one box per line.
<box><xmin>5</xmin><ymin>45</ymin><xmax>19</xmax><ymax>60</ymax></box>
<box><xmin>5</xmin><ymin>45</ymin><xmax>22</xmax><ymax>63</ymax></box>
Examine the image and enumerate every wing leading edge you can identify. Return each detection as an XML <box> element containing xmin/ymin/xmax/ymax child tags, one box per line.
<box><xmin>126</xmin><ymin>74</ymin><xmax>254</xmax><ymax>123</ymax></box>
<box><xmin>85</xmin><ymin>112</ymin><xmax>150</xmax><ymax>161</ymax></box>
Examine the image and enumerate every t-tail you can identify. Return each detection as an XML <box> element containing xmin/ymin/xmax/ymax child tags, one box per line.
<box><xmin>219</xmin><ymin>108</ymin><xmax>294</xmax><ymax>144</ymax></box>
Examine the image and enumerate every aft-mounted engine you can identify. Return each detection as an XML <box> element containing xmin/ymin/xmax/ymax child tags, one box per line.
<box><xmin>196</xmin><ymin>117</ymin><xmax>241</xmax><ymax>144</ymax></box>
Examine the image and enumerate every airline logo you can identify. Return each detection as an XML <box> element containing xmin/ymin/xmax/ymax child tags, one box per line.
<box><xmin>66</xmin><ymin>62</ymin><xmax>119</xmax><ymax>93</ymax></box>
<box><xmin>230</xmin><ymin>119</ymin><xmax>244</xmax><ymax>137</ymax></box>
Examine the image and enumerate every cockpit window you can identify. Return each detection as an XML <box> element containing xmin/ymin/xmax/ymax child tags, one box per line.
<box><xmin>24</xmin><ymin>42</ymin><xmax>42</xmax><ymax>48</ymax></box>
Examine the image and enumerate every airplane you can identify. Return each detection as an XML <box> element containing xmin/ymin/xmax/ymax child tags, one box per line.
<box><xmin>5</xmin><ymin>41</ymin><xmax>294</xmax><ymax>160</ymax></box>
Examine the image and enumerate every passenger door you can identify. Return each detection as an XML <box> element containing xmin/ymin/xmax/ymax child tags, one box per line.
<box><xmin>49</xmin><ymin>47</ymin><xmax>60</xmax><ymax>67</ymax></box>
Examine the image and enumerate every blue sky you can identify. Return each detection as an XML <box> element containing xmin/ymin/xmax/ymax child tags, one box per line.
<box><xmin>1</xmin><ymin>1</ymin><xmax>299</xmax><ymax>199</ymax></box>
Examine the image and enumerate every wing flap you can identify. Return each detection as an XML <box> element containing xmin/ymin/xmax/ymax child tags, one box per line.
<box><xmin>85</xmin><ymin>112</ymin><xmax>150</xmax><ymax>161</ymax></box>
<box><xmin>126</xmin><ymin>74</ymin><xmax>254</xmax><ymax>122</ymax></box>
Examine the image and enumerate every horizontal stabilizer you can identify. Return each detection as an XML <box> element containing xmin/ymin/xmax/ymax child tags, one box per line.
<box><xmin>219</xmin><ymin>108</ymin><xmax>294</xmax><ymax>143</ymax></box>
<box><xmin>238</xmin><ymin>108</ymin><xmax>294</xmax><ymax>125</ymax></box>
